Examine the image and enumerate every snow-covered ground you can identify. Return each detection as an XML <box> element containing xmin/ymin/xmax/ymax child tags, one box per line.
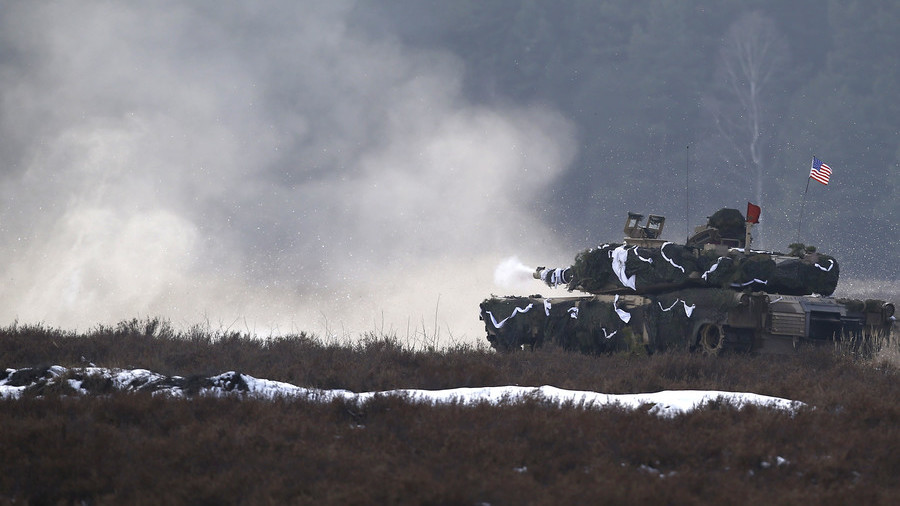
<box><xmin>1</xmin><ymin>366</ymin><xmax>804</xmax><ymax>417</ymax></box>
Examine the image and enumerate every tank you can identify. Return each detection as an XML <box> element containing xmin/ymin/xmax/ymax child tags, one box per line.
<box><xmin>480</xmin><ymin>208</ymin><xmax>896</xmax><ymax>355</ymax></box>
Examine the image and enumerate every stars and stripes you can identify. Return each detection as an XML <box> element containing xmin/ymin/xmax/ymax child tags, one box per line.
<box><xmin>809</xmin><ymin>156</ymin><xmax>832</xmax><ymax>185</ymax></box>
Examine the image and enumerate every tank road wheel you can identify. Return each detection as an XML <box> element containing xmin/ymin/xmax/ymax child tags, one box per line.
<box><xmin>697</xmin><ymin>324</ymin><xmax>725</xmax><ymax>356</ymax></box>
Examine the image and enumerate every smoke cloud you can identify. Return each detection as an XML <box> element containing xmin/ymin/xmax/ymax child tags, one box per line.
<box><xmin>0</xmin><ymin>1</ymin><xmax>576</xmax><ymax>343</ymax></box>
<box><xmin>493</xmin><ymin>256</ymin><xmax>539</xmax><ymax>292</ymax></box>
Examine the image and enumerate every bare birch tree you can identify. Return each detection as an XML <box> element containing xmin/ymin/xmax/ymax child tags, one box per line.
<box><xmin>703</xmin><ymin>12</ymin><xmax>789</xmax><ymax>212</ymax></box>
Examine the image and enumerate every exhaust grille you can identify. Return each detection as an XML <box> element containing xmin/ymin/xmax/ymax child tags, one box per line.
<box><xmin>770</xmin><ymin>312</ymin><xmax>805</xmax><ymax>336</ymax></box>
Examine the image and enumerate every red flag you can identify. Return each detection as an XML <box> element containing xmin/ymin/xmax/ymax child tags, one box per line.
<box><xmin>746</xmin><ymin>202</ymin><xmax>761</xmax><ymax>224</ymax></box>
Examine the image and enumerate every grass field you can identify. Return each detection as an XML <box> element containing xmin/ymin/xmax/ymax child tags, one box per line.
<box><xmin>2</xmin><ymin>318</ymin><xmax>899</xmax><ymax>505</ymax></box>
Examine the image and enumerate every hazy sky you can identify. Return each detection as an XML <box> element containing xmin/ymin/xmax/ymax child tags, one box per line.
<box><xmin>0</xmin><ymin>1</ymin><xmax>578</xmax><ymax>341</ymax></box>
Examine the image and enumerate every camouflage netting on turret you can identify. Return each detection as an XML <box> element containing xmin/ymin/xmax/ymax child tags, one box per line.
<box><xmin>554</xmin><ymin>243</ymin><xmax>838</xmax><ymax>296</ymax></box>
<box><xmin>567</xmin><ymin>243</ymin><xmax>698</xmax><ymax>293</ymax></box>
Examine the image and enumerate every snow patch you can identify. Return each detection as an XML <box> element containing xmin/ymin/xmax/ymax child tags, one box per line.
<box><xmin>0</xmin><ymin>366</ymin><xmax>806</xmax><ymax>417</ymax></box>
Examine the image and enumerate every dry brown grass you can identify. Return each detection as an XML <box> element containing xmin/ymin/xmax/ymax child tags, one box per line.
<box><xmin>2</xmin><ymin>319</ymin><xmax>899</xmax><ymax>505</ymax></box>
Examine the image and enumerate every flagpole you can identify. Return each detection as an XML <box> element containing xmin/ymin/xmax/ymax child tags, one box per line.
<box><xmin>796</xmin><ymin>156</ymin><xmax>813</xmax><ymax>244</ymax></box>
<box><xmin>685</xmin><ymin>144</ymin><xmax>690</xmax><ymax>243</ymax></box>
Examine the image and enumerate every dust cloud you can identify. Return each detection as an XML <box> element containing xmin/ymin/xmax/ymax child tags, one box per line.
<box><xmin>0</xmin><ymin>1</ymin><xmax>576</xmax><ymax>343</ymax></box>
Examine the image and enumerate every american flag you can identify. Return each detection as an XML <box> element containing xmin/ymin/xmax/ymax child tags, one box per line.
<box><xmin>809</xmin><ymin>156</ymin><xmax>832</xmax><ymax>185</ymax></box>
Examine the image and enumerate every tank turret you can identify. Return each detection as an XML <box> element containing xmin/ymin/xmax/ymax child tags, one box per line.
<box><xmin>533</xmin><ymin>240</ymin><xmax>839</xmax><ymax>297</ymax></box>
<box><xmin>480</xmin><ymin>207</ymin><xmax>894</xmax><ymax>355</ymax></box>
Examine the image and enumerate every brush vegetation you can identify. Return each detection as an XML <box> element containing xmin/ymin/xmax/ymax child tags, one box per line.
<box><xmin>2</xmin><ymin>318</ymin><xmax>899</xmax><ymax>505</ymax></box>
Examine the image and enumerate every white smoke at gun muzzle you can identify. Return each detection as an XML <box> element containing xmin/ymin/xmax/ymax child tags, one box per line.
<box><xmin>493</xmin><ymin>256</ymin><xmax>536</xmax><ymax>290</ymax></box>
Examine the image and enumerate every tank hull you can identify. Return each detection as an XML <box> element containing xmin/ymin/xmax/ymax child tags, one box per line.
<box><xmin>480</xmin><ymin>290</ymin><xmax>894</xmax><ymax>355</ymax></box>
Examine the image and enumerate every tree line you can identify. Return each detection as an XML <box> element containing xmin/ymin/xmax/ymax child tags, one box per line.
<box><xmin>367</xmin><ymin>0</ymin><xmax>899</xmax><ymax>279</ymax></box>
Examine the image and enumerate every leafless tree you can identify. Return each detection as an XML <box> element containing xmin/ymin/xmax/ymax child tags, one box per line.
<box><xmin>703</xmin><ymin>11</ymin><xmax>789</xmax><ymax>211</ymax></box>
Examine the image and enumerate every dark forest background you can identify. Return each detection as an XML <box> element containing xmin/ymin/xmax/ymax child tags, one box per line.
<box><xmin>354</xmin><ymin>0</ymin><xmax>899</xmax><ymax>279</ymax></box>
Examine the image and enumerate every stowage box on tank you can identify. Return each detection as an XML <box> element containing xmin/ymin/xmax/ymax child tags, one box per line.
<box><xmin>480</xmin><ymin>208</ymin><xmax>895</xmax><ymax>355</ymax></box>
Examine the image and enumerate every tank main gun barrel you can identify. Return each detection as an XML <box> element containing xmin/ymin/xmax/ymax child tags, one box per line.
<box><xmin>533</xmin><ymin>266</ymin><xmax>573</xmax><ymax>288</ymax></box>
